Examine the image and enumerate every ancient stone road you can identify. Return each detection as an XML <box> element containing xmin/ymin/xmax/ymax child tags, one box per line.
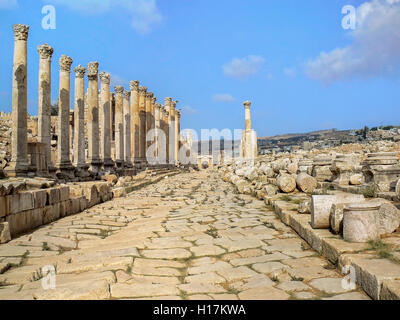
<box><xmin>0</xmin><ymin>170</ymin><xmax>370</xmax><ymax>300</ymax></box>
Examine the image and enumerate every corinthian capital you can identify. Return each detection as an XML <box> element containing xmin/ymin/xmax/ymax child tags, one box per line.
<box><xmin>74</xmin><ymin>65</ymin><xmax>86</xmax><ymax>78</ymax></box>
<box><xmin>99</xmin><ymin>71</ymin><xmax>111</xmax><ymax>84</ymax></box>
<box><xmin>129</xmin><ymin>80</ymin><xmax>139</xmax><ymax>91</ymax></box>
<box><xmin>114</xmin><ymin>86</ymin><xmax>124</xmax><ymax>94</ymax></box>
<box><xmin>37</xmin><ymin>44</ymin><xmax>54</xmax><ymax>59</ymax></box>
<box><xmin>59</xmin><ymin>55</ymin><xmax>73</xmax><ymax>72</ymax></box>
<box><xmin>152</xmin><ymin>97</ymin><xmax>157</xmax><ymax>104</ymax></box>
<box><xmin>13</xmin><ymin>24</ymin><xmax>29</xmax><ymax>41</ymax></box>
<box><xmin>164</xmin><ymin>97</ymin><xmax>172</xmax><ymax>104</ymax></box>
<box><xmin>139</xmin><ymin>86</ymin><xmax>147</xmax><ymax>96</ymax></box>
<box><xmin>146</xmin><ymin>92</ymin><xmax>154</xmax><ymax>99</ymax></box>
<box><xmin>124</xmin><ymin>91</ymin><xmax>131</xmax><ymax>99</ymax></box>
<box><xmin>87</xmin><ymin>62</ymin><xmax>99</xmax><ymax>79</ymax></box>
<box><xmin>243</xmin><ymin>100</ymin><xmax>251</xmax><ymax>108</ymax></box>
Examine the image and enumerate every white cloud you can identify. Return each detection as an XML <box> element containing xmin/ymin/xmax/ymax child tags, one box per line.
<box><xmin>212</xmin><ymin>93</ymin><xmax>236</xmax><ymax>103</ymax></box>
<box><xmin>305</xmin><ymin>0</ymin><xmax>400</xmax><ymax>84</ymax></box>
<box><xmin>0</xmin><ymin>0</ymin><xmax>17</xmax><ymax>9</ymax></box>
<box><xmin>181</xmin><ymin>106</ymin><xmax>197</xmax><ymax>114</ymax></box>
<box><xmin>223</xmin><ymin>55</ymin><xmax>265</xmax><ymax>79</ymax></box>
<box><xmin>283</xmin><ymin>67</ymin><xmax>297</xmax><ymax>77</ymax></box>
<box><xmin>44</xmin><ymin>0</ymin><xmax>162</xmax><ymax>34</ymax></box>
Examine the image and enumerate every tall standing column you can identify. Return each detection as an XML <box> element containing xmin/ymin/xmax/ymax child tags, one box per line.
<box><xmin>244</xmin><ymin>100</ymin><xmax>252</xmax><ymax>130</ymax></box>
<box><xmin>145</xmin><ymin>92</ymin><xmax>153</xmax><ymax>154</ymax></box>
<box><xmin>73</xmin><ymin>65</ymin><xmax>87</xmax><ymax>170</ymax></box>
<box><xmin>56</xmin><ymin>54</ymin><xmax>74</xmax><ymax>176</ymax></box>
<box><xmin>154</xmin><ymin>103</ymin><xmax>161</xmax><ymax>158</ymax></box>
<box><xmin>37</xmin><ymin>43</ymin><xmax>53</xmax><ymax>172</ymax></box>
<box><xmin>172</xmin><ymin>100</ymin><xmax>179</xmax><ymax>166</ymax></box>
<box><xmin>129</xmin><ymin>80</ymin><xmax>140</xmax><ymax>165</ymax></box>
<box><xmin>114</xmin><ymin>86</ymin><xmax>124</xmax><ymax>167</ymax></box>
<box><xmin>99</xmin><ymin>71</ymin><xmax>113</xmax><ymax>171</ymax></box>
<box><xmin>166</xmin><ymin>97</ymin><xmax>176</xmax><ymax>165</ymax></box>
<box><xmin>163</xmin><ymin>104</ymin><xmax>170</xmax><ymax>165</ymax></box>
<box><xmin>176</xmin><ymin>109</ymin><xmax>181</xmax><ymax>165</ymax></box>
<box><xmin>87</xmin><ymin>61</ymin><xmax>102</xmax><ymax>171</ymax></box>
<box><xmin>138</xmin><ymin>86</ymin><xmax>147</xmax><ymax>163</ymax></box>
<box><xmin>6</xmin><ymin>24</ymin><xmax>29</xmax><ymax>177</ymax></box>
<box><xmin>123</xmin><ymin>90</ymin><xmax>132</xmax><ymax>167</ymax></box>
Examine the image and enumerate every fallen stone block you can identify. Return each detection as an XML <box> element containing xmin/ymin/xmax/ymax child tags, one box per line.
<box><xmin>277</xmin><ymin>173</ymin><xmax>296</xmax><ymax>193</ymax></box>
<box><xmin>113</xmin><ymin>187</ymin><xmax>126</xmax><ymax>198</ymax></box>
<box><xmin>311</xmin><ymin>193</ymin><xmax>365</xmax><ymax>229</ymax></box>
<box><xmin>296</xmin><ymin>173</ymin><xmax>317</xmax><ymax>193</ymax></box>
<box><xmin>343</xmin><ymin>202</ymin><xmax>380</xmax><ymax>243</ymax></box>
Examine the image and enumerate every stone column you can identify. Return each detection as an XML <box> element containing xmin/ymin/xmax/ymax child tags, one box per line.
<box><xmin>37</xmin><ymin>44</ymin><xmax>53</xmax><ymax>172</ymax></box>
<box><xmin>154</xmin><ymin>103</ymin><xmax>161</xmax><ymax>158</ymax></box>
<box><xmin>6</xmin><ymin>24</ymin><xmax>29</xmax><ymax>177</ymax></box>
<box><xmin>87</xmin><ymin>61</ymin><xmax>102</xmax><ymax>171</ymax></box>
<box><xmin>176</xmin><ymin>109</ymin><xmax>181</xmax><ymax>165</ymax></box>
<box><xmin>123</xmin><ymin>90</ymin><xmax>132</xmax><ymax>167</ymax></box>
<box><xmin>241</xmin><ymin>100</ymin><xmax>258</xmax><ymax>160</ymax></box>
<box><xmin>99</xmin><ymin>72</ymin><xmax>113</xmax><ymax>171</ymax></box>
<box><xmin>56</xmin><ymin>54</ymin><xmax>74</xmax><ymax>176</ymax></box>
<box><xmin>163</xmin><ymin>105</ymin><xmax>170</xmax><ymax>165</ymax></box>
<box><xmin>129</xmin><ymin>80</ymin><xmax>140</xmax><ymax>165</ymax></box>
<box><xmin>145</xmin><ymin>92</ymin><xmax>153</xmax><ymax>154</ymax></box>
<box><xmin>166</xmin><ymin>97</ymin><xmax>176</xmax><ymax>165</ymax></box>
<box><xmin>110</xmin><ymin>92</ymin><xmax>115</xmax><ymax>161</ymax></box>
<box><xmin>244</xmin><ymin>100</ymin><xmax>252</xmax><ymax>130</ymax></box>
<box><xmin>138</xmin><ymin>86</ymin><xmax>147</xmax><ymax>163</ymax></box>
<box><xmin>114</xmin><ymin>86</ymin><xmax>124</xmax><ymax>167</ymax></box>
<box><xmin>73</xmin><ymin>65</ymin><xmax>87</xmax><ymax>170</ymax></box>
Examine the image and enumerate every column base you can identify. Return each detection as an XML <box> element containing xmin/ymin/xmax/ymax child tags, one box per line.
<box><xmin>102</xmin><ymin>159</ymin><xmax>115</xmax><ymax>173</ymax></box>
<box><xmin>74</xmin><ymin>163</ymin><xmax>90</xmax><ymax>178</ymax></box>
<box><xmin>55</xmin><ymin>161</ymin><xmax>75</xmax><ymax>180</ymax></box>
<box><xmin>88</xmin><ymin>159</ymin><xmax>103</xmax><ymax>173</ymax></box>
<box><xmin>4</xmin><ymin>161</ymin><xmax>28</xmax><ymax>177</ymax></box>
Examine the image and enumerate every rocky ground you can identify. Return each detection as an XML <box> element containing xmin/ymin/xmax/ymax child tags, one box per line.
<box><xmin>0</xmin><ymin>170</ymin><xmax>370</xmax><ymax>300</ymax></box>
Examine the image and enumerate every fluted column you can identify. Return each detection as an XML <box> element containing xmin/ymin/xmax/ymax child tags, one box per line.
<box><xmin>138</xmin><ymin>86</ymin><xmax>147</xmax><ymax>162</ymax></box>
<box><xmin>123</xmin><ymin>90</ymin><xmax>132</xmax><ymax>167</ymax></box>
<box><xmin>129</xmin><ymin>80</ymin><xmax>140</xmax><ymax>164</ymax></box>
<box><xmin>6</xmin><ymin>24</ymin><xmax>29</xmax><ymax>177</ymax></box>
<box><xmin>114</xmin><ymin>86</ymin><xmax>124</xmax><ymax>166</ymax></box>
<box><xmin>172</xmin><ymin>100</ymin><xmax>179</xmax><ymax>165</ymax></box>
<box><xmin>73</xmin><ymin>65</ymin><xmax>86</xmax><ymax>169</ymax></box>
<box><xmin>37</xmin><ymin>44</ymin><xmax>53</xmax><ymax>172</ymax></box>
<box><xmin>56</xmin><ymin>54</ymin><xmax>74</xmax><ymax>173</ymax></box>
<box><xmin>87</xmin><ymin>61</ymin><xmax>102</xmax><ymax>170</ymax></box>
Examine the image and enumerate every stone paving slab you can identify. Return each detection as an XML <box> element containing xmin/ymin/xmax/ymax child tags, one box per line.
<box><xmin>0</xmin><ymin>170</ymin><xmax>370</xmax><ymax>300</ymax></box>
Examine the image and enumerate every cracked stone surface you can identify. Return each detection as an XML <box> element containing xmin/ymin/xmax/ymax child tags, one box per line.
<box><xmin>0</xmin><ymin>170</ymin><xmax>370</xmax><ymax>300</ymax></box>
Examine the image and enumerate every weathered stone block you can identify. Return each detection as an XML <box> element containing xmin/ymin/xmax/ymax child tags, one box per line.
<box><xmin>79</xmin><ymin>197</ymin><xmax>87</xmax><ymax>212</ymax></box>
<box><xmin>47</xmin><ymin>188</ymin><xmax>60</xmax><ymax>205</ymax></box>
<box><xmin>25</xmin><ymin>208</ymin><xmax>43</xmax><ymax>230</ymax></box>
<box><xmin>33</xmin><ymin>190</ymin><xmax>47</xmax><ymax>209</ymax></box>
<box><xmin>7</xmin><ymin>194</ymin><xmax>20</xmax><ymax>215</ymax></box>
<box><xmin>343</xmin><ymin>202</ymin><xmax>380</xmax><ymax>243</ymax></box>
<box><xmin>6</xmin><ymin>212</ymin><xmax>28</xmax><ymax>237</ymax></box>
<box><xmin>311</xmin><ymin>194</ymin><xmax>364</xmax><ymax>229</ymax></box>
<box><xmin>19</xmin><ymin>192</ymin><xmax>34</xmax><ymax>212</ymax></box>
<box><xmin>0</xmin><ymin>222</ymin><xmax>11</xmax><ymax>243</ymax></box>
<box><xmin>0</xmin><ymin>196</ymin><xmax>7</xmax><ymax>218</ymax></box>
<box><xmin>59</xmin><ymin>186</ymin><xmax>70</xmax><ymax>202</ymax></box>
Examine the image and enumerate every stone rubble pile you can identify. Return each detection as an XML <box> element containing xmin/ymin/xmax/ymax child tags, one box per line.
<box><xmin>220</xmin><ymin>140</ymin><xmax>400</xmax><ymax>244</ymax></box>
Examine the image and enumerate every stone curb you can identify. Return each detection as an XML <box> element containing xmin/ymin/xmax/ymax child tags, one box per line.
<box><xmin>266</xmin><ymin>196</ymin><xmax>400</xmax><ymax>300</ymax></box>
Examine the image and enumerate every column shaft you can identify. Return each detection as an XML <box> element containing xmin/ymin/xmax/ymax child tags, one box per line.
<box><xmin>87</xmin><ymin>62</ymin><xmax>101</xmax><ymax>167</ymax></box>
<box><xmin>99</xmin><ymin>72</ymin><xmax>113</xmax><ymax>168</ymax></box>
<box><xmin>73</xmin><ymin>65</ymin><xmax>86</xmax><ymax>168</ymax></box>
<box><xmin>114</xmin><ymin>86</ymin><xmax>124</xmax><ymax>165</ymax></box>
<box><xmin>123</xmin><ymin>91</ymin><xmax>132</xmax><ymax>166</ymax></box>
<box><xmin>56</xmin><ymin>55</ymin><xmax>73</xmax><ymax>169</ymax></box>
<box><xmin>7</xmin><ymin>24</ymin><xmax>29</xmax><ymax>176</ymax></box>
<box><xmin>37</xmin><ymin>44</ymin><xmax>53</xmax><ymax>170</ymax></box>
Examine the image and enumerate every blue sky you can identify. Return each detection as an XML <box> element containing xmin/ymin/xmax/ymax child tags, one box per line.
<box><xmin>0</xmin><ymin>0</ymin><xmax>399</xmax><ymax>137</ymax></box>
